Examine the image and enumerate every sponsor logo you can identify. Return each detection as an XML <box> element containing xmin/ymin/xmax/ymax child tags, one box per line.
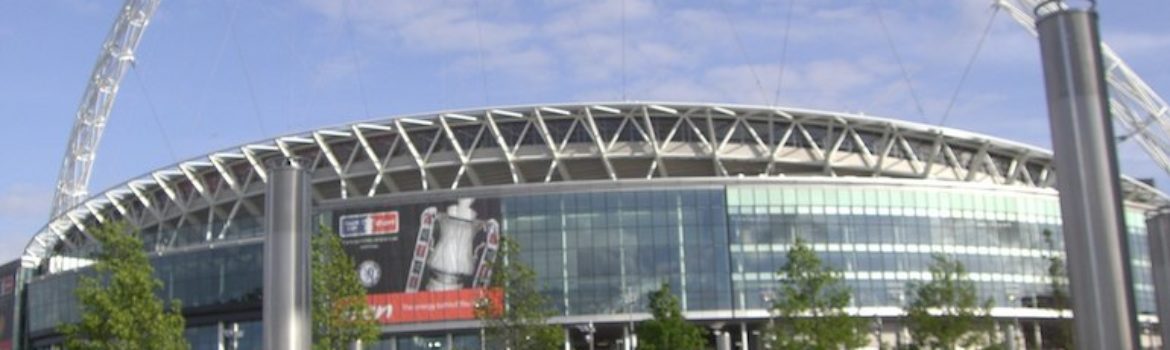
<box><xmin>358</xmin><ymin>260</ymin><xmax>381</xmax><ymax>288</ymax></box>
<box><xmin>339</xmin><ymin>211</ymin><xmax>400</xmax><ymax>238</ymax></box>
<box><xmin>372</xmin><ymin>212</ymin><xmax>398</xmax><ymax>234</ymax></box>
<box><xmin>369</xmin><ymin>304</ymin><xmax>394</xmax><ymax>322</ymax></box>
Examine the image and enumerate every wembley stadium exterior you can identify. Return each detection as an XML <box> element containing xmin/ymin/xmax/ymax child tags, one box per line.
<box><xmin>3</xmin><ymin>102</ymin><xmax>1167</xmax><ymax>349</ymax></box>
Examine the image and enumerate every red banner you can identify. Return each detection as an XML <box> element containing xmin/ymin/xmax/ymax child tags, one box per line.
<box><xmin>367</xmin><ymin>288</ymin><xmax>502</xmax><ymax>324</ymax></box>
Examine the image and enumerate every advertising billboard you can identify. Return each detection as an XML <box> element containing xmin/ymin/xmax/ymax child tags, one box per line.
<box><xmin>334</xmin><ymin>197</ymin><xmax>502</xmax><ymax>324</ymax></box>
<box><xmin>0</xmin><ymin>261</ymin><xmax>18</xmax><ymax>350</ymax></box>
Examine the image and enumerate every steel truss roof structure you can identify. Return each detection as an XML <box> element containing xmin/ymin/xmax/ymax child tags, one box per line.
<box><xmin>22</xmin><ymin>102</ymin><xmax>1168</xmax><ymax>270</ymax></box>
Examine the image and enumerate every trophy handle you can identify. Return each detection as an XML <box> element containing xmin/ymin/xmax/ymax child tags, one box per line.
<box><xmin>404</xmin><ymin>207</ymin><xmax>439</xmax><ymax>293</ymax></box>
<box><xmin>471</xmin><ymin>219</ymin><xmax>501</xmax><ymax>288</ymax></box>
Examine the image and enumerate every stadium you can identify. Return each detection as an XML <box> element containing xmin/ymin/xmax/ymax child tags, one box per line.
<box><xmin>5</xmin><ymin>101</ymin><xmax>1168</xmax><ymax>349</ymax></box>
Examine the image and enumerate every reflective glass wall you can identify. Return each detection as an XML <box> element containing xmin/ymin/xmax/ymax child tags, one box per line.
<box><xmin>26</xmin><ymin>243</ymin><xmax>262</xmax><ymax>334</ymax></box>
<box><xmin>503</xmin><ymin>189</ymin><xmax>733</xmax><ymax>315</ymax></box>
<box><xmin>726</xmin><ymin>184</ymin><xmax>1156</xmax><ymax>314</ymax></box>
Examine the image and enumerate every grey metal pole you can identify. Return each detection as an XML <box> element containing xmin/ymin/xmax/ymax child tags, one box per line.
<box><xmin>1145</xmin><ymin>207</ymin><xmax>1170</xmax><ymax>349</ymax></box>
<box><xmin>1035</xmin><ymin>7</ymin><xmax>1139</xmax><ymax>350</ymax></box>
<box><xmin>263</xmin><ymin>158</ymin><xmax>312</xmax><ymax>350</ymax></box>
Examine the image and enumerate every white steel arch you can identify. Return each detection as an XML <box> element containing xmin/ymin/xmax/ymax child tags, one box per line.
<box><xmin>997</xmin><ymin>0</ymin><xmax>1170</xmax><ymax>175</ymax></box>
<box><xmin>50</xmin><ymin>0</ymin><xmax>161</xmax><ymax>218</ymax></box>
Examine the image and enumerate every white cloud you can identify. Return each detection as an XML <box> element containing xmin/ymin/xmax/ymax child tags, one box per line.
<box><xmin>542</xmin><ymin>0</ymin><xmax>656</xmax><ymax>35</ymax></box>
<box><xmin>299</xmin><ymin>0</ymin><xmax>531</xmax><ymax>52</ymax></box>
<box><xmin>395</xmin><ymin>9</ymin><xmax>532</xmax><ymax>52</ymax></box>
<box><xmin>448</xmin><ymin>46</ymin><xmax>556</xmax><ymax>85</ymax></box>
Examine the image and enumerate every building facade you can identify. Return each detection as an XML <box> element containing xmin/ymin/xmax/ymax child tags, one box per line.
<box><xmin>7</xmin><ymin>102</ymin><xmax>1167</xmax><ymax>349</ymax></box>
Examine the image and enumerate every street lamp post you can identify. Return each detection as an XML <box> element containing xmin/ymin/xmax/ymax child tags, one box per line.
<box><xmin>223</xmin><ymin>322</ymin><xmax>244</xmax><ymax>350</ymax></box>
<box><xmin>892</xmin><ymin>288</ymin><xmax>906</xmax><ymax>348</ymax></box>
<box><xmin>624</xmin><ymin>290</ymin><xmax>638</xmax><ymax>350</ymax></box>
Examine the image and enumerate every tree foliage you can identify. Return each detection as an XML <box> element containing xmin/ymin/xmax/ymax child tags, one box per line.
<box><xmin>476</xmin><ymin>237</ymin><xmax>561</xmax><ymax>350</ymax></box>
<box><xmin>904</xmin><ymin>255</ymin><xmax>994</xmax><ymax>350</ymax></box>
<box><xmin>311</xmin><ymin>225</ymin><xmax>379</xmax><ymax>350</ymax></box>
<box><xmin>59</xmin><ymin>221</ymin><xmax>188</xmax><ymax>350</ymax></box>
<box><xmin>769</xmin><ymin>238</ymin><xmax>869</xmax><ymax>350</ymax></box>
<box><xmin>635</xmin><ymin>282</ymin><xmax>707</xmax><ymax>350</ymax></box>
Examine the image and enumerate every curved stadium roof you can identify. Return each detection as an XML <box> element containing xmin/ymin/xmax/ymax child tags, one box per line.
<box><xmin>23</xmin><ymin>102</ymin><xmax>1168</xmax><ymax>269</ymax></box>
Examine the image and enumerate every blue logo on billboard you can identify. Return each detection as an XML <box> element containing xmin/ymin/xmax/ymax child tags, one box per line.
<box><xmin>340</xmin><ymin>211</ymin><xmax>400</xmax><ymax>238</ymax></box>
<box><xmin>341</xmin><ymin>216</ymin><xmax>367</xmax><ymax>237</ymax></box>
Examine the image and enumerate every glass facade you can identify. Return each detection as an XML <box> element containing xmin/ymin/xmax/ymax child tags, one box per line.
<box><xmin>38</xmin><ymin>215</ymin><xmax>264</xmax><ymax>275</ymax></box>
<box><xmin>26</xmin><ymin>243</ymin><xmax>262</xmax><ymax>334</ymax></box>
<box><xmin>504</xmin><ymin>189</ymin><xmax>733</xmax><ymax>316</ymax></box>
<box><xmin>21</xmin><ymin>181</ymin><xmax>1161</xmax><ymax>348</ymax></box>
<box><xmin>725</xmin><ymin>185</ymin><xmax>1155</xmax><ymax>313</ymax></box>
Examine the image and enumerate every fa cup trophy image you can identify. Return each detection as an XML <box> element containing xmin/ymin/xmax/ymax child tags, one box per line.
<box><xmin>404</xmin><ymin>198</ymin><xmax>500</xmax><ymax>293</ymax></box>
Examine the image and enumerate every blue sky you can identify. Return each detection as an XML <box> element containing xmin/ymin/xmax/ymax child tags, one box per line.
<box><xmin>1</xmin><ymin>0</ymin><xmax>1169</xmax><ymax>262</ymax></box>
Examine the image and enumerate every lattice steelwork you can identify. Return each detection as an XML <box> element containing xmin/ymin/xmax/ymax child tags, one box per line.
<box><xmin>22</xmin><ymin>102</ymin><xmax>1167</xmax><ymax>271</ymax></box>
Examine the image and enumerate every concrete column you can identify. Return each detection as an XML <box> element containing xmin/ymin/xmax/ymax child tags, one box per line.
<box><xmin>711</xmin><ymin>325</ymin><xmax>731</xmax><ymax>350</ymax></box>
<box><xmin>1033</xmin><ymin>320</ymin><xmax>1044</xmax><ymax>350</ymax></box>
<box><xmin>622</xmin><ymin>325</ymin><xmax>631</xmax><ymax>350</ymax></box>
<box><xmin>217</xmin><ymin>321</ymin><xmax>225</xmax><ymax>350</ymax></box>
<box><xmin>1006</xmin><ymin>321</ymin><xmax>1018</xmax><ymax>350</ymax></box>
<box><xmin>739</xmin><ymin>322</ymin><xmax>749</xmax><ymax>350</ymax></box>
<box><xmin>562</xmin><ymin>327</ymin><xmax>570</xmax><ymax>350</ymax></box>
<box><xmin>263</xmin><ymin>158</ymin><xmax>312</xmax><ymax>350</ymax></box>
<box><xmin>1036</xmin><ymin>7</ymin><xmax>1138</xmax><ymax>350</ymax></box>
<box><xmin>1146</xmin><ymin>207</ymin><xmax>1170</xmax><ymax>349</ymax></box>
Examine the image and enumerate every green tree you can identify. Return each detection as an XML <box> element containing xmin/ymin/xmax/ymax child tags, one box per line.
<box><xmin>312</xmin><ymin>226</ymin><xmax>379</xmax><ymax>350</ymax></box>
<box><xmin>476</xmin><ymin>237</ymin><xmax>561</xmax><ymax>350</ymax></box>
<box><xmin>1041</xmin><ymin>230</ymin><xmax>1073</xmax><ymax>350</ymax></box>
<box><xmin>59</xmin><ymin>221</ymin><xmax>188</xmax><ymax>350</ymax></box>
<box><xmin>769</xmin><ymin>238</ymin><xmax>869</xmax><ymax>350</ymax></box>
<box><xmin>635</xmin><ymin>282</ymin><xmax>707</xmax><ymax>350</ymax></box>
<box><xmin>904</xmin><ymin>255</ymin><xmax>994</xmax><ymax>350</ymax></box>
